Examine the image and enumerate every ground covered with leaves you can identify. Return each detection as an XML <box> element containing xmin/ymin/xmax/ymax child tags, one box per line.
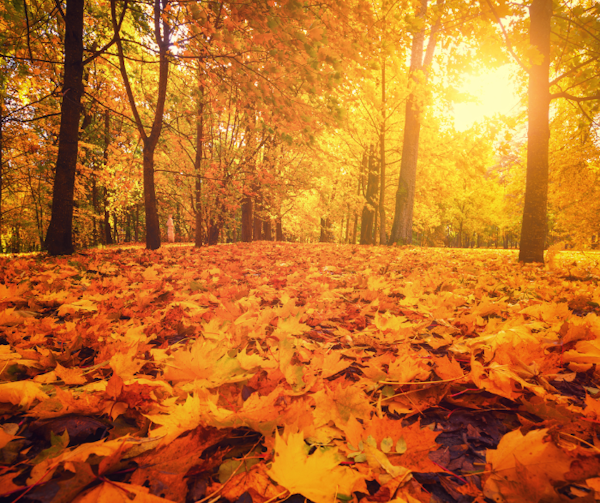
<box><xmin>1</xmin><ymin>242</ymin><xmax>600</xmax><ymax>503</ymax></box>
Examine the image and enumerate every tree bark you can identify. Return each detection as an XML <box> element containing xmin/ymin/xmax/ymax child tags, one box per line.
<box><xmin>360</xmin><ymin>147</ymin><xmax>378</xmax><ymax>244</ymax></box>
<box><xmin>379</xmin><ymin>58</ymin><xmax>387</xmax><ymax>245</ymax></box>
<box><xmin>0</xmin><ymin>93</ymin><xmax>4</xmax><ymax>253</ymax></box>
<box><xmin>111</xmin><ymin>0</ymin><xmax>170</xmax><ymax>251</ymax></box>
<box><xmin>241</xmin><ymin>191</ymin><xmax>253</xmax><ymax>241</ymax></box>
<box><xmin>253</xmin><ymin>194</ymin><xmax>263</xmax><ymax>240</ymax></box>
<box><xmin>194</xmin><ymin>75</ymin><xmax>204</xmax><ymax>247</ymax></box>
<box><xmin>518</xmin><ymin>0</ymin><xmax>552</xmax><ymax>263</ymax></box>
<box><xmin>44</xmin><ymin>0</ymin><xmax>85</xmax><ymax>255</ymax></box>
<box><xmin>264</xmin><ymin>218</ymin><xmax>273</xmax><ymax>241</ymax></box>
<box><xmin>241</xmin><ymin>119</ymin><xmax>256</xmax><ymax>242</ymax></box>
<box><xmin>390</xmin><ymin>0</ymin><xmax>441</xmax><ymax>245</ymax></box>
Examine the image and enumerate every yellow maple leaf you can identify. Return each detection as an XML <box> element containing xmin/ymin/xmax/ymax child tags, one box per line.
<box><xmin>484</xmin><ymin>428</ymin><xmax>572</xmax><ymax>503</ymax></box>
<box><xmin>267</xmin><ymin>431</ymin><xmax>365</xmax><ymax>503</ymax></box>
<box><xmin>0</xmin><ymin>381</ymin><xmax>49</xmax><ymax>409</ymax></box>
<box><xmin>110</xmin><ymin>346</ymin><xmax>145</xmax><ymax>381</ymax></box>
<box><xmin>73</xmin><ymin>481</ymin><xmax>174</xmax><ymax>502</ymax></box>
<box><xmin>0</xmin><ymin>427</ymin><xmax>22</xmax><ymax>449</ymax></box>
<box><xmin>276</xmin><ymin>313</ymin><xmax>311</xmax><ymax>336</ymax></box>
<box><xmin>28</xmin><ymin>438</ymin><xmax>133</xmax><ymax>485</ymax></box>
<box><xmin>57</xmin><ymin>298</ymin><xmax>98</xmax><ymax>317</ymax></box>
<box><xmin>55</xmin><ymin>363</ymin><xmax>87</xmax><ymax>385</ymax></box>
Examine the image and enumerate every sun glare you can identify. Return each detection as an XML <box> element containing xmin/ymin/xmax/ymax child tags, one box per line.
<box><xmin>452</xmin><ymin>65</ymin><xmax>521</xmax><ymax>131</ymax></box>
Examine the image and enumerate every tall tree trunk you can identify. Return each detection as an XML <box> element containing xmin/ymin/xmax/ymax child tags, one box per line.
<box><xmin>390</xmin><ymin>0</ymin><xmax>427</xmax><ymax>246</ymax></box>
<box><xmin>519</xmin><ymin>0</ymin><xmax>552</xmax><ymax>263</ymax></box>
<box><xmin>112</xmin><ymin>0</ymin><xmax>169</xmax><ymax>251</ymax></box>
<box><xmin>275</xmin><ymin>217</ymin><xmax>283</xmax><ymax>241</ymax></box>
<box><xmin>241</xmin><ymin>191</ymin><xmax>253</xmax><ymax>241</ymax></box>
<box><xmin>101</xmin><ymin>110</ymin><xmax>113</xmax><ymax>245</ymax></box>
<box><xmin>104</xmin><ymin>195</ymin><xmax>113</xmax><ymax>244</ymax></box>
<box><xmin>44</xmin><ymin>0</ymin><xmax>84</xmax><ymax>255</ymax></box>
<box><xmin>0</xmin><ymin>93</ymin><xmax>4</xmax><ymax>253</ymax></box>
<box><xmin>194</xmin><ymin>177</ymin><xmax>203</xmax><ymax>247</ymax></box>
<box><xmin>241</xmin><ymin>119</ymin><xmax>256</xmax><ymax>242</ymax></box>
<box><xmin>194</xmin><ymin>76</ymin><xmax>204</xmax><ymax>247</ymax></box>
<box><xmin>207</xmin><ymin>199</ymin><xmax>222</xmax><ymax>245</ymax></box>
<box><xmin>253</xmin><ymin>195</ymin><xmax>263</xmax><ymax>240</ymax></box>
<box><xmin>360</xmin><ymin>147</ymin><xmax>378</xmax><ymax>245</ymax></box>
<box><xmin>390</xmin><ymin>0</ymin><xmax>440</xmax><ymax>245</ymax></box>
<box><xmin>134</xmin><ymin>204</ymin><xmax>139</xmax><ymax>241</ymax></box>
<box><xmin>379</xmin><ymin>58</ymin><xmax>387</xmax><ymax>245</ymax></box>
<box><xmin>264</xmin><ymin>218</ymin><xmax>273</xmax><ymax>241</ymax></box>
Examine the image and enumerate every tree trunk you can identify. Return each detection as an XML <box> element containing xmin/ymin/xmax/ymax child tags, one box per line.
<box><xmin>194</xmin><ymin>76</ymin><xmax>204</xmax><ymax>247</ymax></box>
<box><xmin>143</xmin><ymin>140</ymin><xmax>161</xmax><ymax>249</ymax></box>
<box><xmin>275</xmin><ymin>217</ymin><xmax>283</xmax><ymax>241</ymax></box>
<box><xmin>0</xmin><ymin>94</ymin><xmax>4</xmax><ymax>253</ymax></box>
<box><xmin>208</xmin><ymin>200</ymin><xmax>222</xmax><ymax>245</ymax></box>
<box><xmin>111</xmin><ymin>0</ymin><xmax>169</xmax><ymax>251</ymax></box>
<box><xmin>253</xmin><ymin>195</ymin><xmax>263</xmax><ymax>240</ymax></box>
<box><xmin>44</xmin><ymin>0</ymin><xmax>85</xmax><ymax>255</ymax></box>
<box><xmin>519</xmin><ymin>0</ymin><xmax>552</xmax><ymax>263</ymax></box>
<box><xmin>360</xmin><ymin>147</ymin><xmax>378</xmax><ymax>245</ymax></box>
<box><xmin>104</xmin><ymin>199</ymin><xmax>113</xmax><ymax>245</ymax></box>
<box><xmin>241</xmin><ymin>190</ymin><xmax>253</xmax><ymax>241</ymax></box>
<box><xmin>134</xmin><ymin>204</ymin><xmax>139</xmax><ymax>241</ymax></box>
<box><xmin>241</xmin><ymin>120</ymin><xmax>256</xmax><ymax>243</ymax></box>
<box><xmin>379</xmin><ymin>58</ymin><xmax>387</xmax><ymax>245</ymax></box>
<box><xmin>390</xmin><ymin>0</ymin><xmax>441</xmax><ymax>245</ymax></box>
<box><xmin>194</xmin><ymin>176</ymin><xmax>203</xmax><ymax>247</ymax></box>
<box><xmin>264</xmin><ymin>218</ymin><xmax>272</xmax><ymax>241</ymax></box>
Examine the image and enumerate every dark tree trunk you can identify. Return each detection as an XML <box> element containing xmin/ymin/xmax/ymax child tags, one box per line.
<box><xmin>207</xmin><ymin>207</ymin><xmax>221</xmax><ymax>245</ymax></box>
<box><xmin>0</xmin><ymin>94</ymin><xmax>4</xmax><ymax>253</ymax></box>
<box><xmin>112</xmin><ymin>0</ymin><xmax>169</xmax><ymax>251</ymax></box>
<box><xmin>253</xmin><ymin>195</ymin><xmax>263</xmax><ymax>240</ymax></box>
<box><xmin>44</xmin><ymin>0</ymin><xmax>85</xmax><ymax>255</ymax></box>
<box><xmin>390</xmin><ymin>0</ymin><xmax>440</xmax><ymax>245</ymax></box>
<box><xmin>194</xmin><ymin>73</ymin><xmax>204</xmax><ymax>248</ymax></box>
<box><xmin>320</xmin><ymin>217</ymin><xmax>333</xmax><ymax>243</ymax></box>
<box><xmin>100</xmin><ymin>110</ymin><xmax>112</xmax><ymax>245</ymax></box>
<box><xmin>519</xmin><ymin>0</ymin><xmax>552</xmax><ymax>263</ymax></box>
<box><xmin>379</xmin><ymin>59</ymin><xmax>387</xmax><ymax>245</ymax></box>
<box><xmin>276</xmin><ymin>217</ymin><xmax>283</xmax><ymax>241</ymax></box>
<box><xmin>390</xmin><ymin>0</ymin><xmax>426</xmax><ymax>246</ymax></box>
<box><xmin>125</xmin><ymin>211</ymin><xmax>132</xmax><ymax>242</ymax></box>
<box><xmin>241</xmin><ymin>186</ymin><xmax>253</xmax><ymax>241</ymax></box>
<box><xmin>194</xmin><ymin>176</ymin><xmax>203</xmax><ymax>247</ymax></box>
<box><xmin>241</xmin><ymin>119</ymin><xmax>256</xmax><ymax>243</ymax></box>
<box><xmin>104</xmin><ymin>202</ymin><xmax>113</xmax><ymax>244</ymax></box>
<box><xmin>360</xmin><ymin>147</ymin><xmax>378</xmax><ymax>245</ymax></box>
<box><xmin>264</xmin><ymin>218</ymin><xmax>272</xmax><ymax>241</ymax></box>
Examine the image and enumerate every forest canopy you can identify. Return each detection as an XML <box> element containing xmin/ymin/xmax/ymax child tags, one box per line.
<box><xmin>0</xmin><ymin>0</ymin><xmax>599</xmax><ymax>261</ymax></box>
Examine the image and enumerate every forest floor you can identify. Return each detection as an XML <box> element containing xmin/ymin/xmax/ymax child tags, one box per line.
<box><xmin>1</xmin><ymin>242</ymin><xmax>600</xmax><ymax>503</ymax></box>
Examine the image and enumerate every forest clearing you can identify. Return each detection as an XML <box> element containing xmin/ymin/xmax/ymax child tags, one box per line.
<box><xmin>1</xmin><ymin>242</ymin><xmax>600</xmax><ymax>503</ymax></box>
<box><xmin>2</xmin><ymin>0</ymin><xmax>600</xmax><ymax>499</ymax></box>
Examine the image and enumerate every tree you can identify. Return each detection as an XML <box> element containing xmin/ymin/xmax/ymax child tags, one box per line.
<box><xmin>518</xmin><ymin>0</ymin><xmax>551</xmax><ymax>263</ymax></box>
<box><xmin>44</xmin><ymin>0</ymin><xmax>126</xmax><ymax>255</ymax></box>
<box><xmin>389</xmin><ymin>0</ymin><xmax>440</xmax><ymax>245</ymax></box>
<box><xmin>111</xmin><ymin>0</ymin><xmax>171</xmax><ymax>251</ymax></box>
<box><xmin>43</xmin><ymin>0</ymin><xmax>84</xmax><ymax>255</ymax></box>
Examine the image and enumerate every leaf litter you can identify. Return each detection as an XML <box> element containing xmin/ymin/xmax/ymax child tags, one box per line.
<box><xmin>0</xmin><ymin>242</ymin><xmax>600</xmax><ymax>503</ymax></box>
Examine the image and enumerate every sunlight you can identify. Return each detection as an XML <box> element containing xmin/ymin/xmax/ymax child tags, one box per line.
<box><xmin>452</xmin><ymin>65</ymin><xmax>521</xmax><ymax>131</ymax></box>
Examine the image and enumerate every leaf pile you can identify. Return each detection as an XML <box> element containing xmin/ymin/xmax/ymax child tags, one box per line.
<box><xmin>1</xmin><ymin>242</ymin><xmax>600</xmax><ymax>503</ymax></box>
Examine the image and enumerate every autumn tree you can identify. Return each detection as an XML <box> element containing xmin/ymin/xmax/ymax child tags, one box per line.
<box><xmin>486</xmin><ymin>0</ymin><xmax>599</xmax><ymax>261</ymax></box>
<box><xmin>389</xmin><ymin>0</ymin><xmax>443</xmax><ymax>245</ymax></box>
<box><xmin>110</xmin><ymin>0</ymin><xmax>171</xmax><ymax>251</ymax></box>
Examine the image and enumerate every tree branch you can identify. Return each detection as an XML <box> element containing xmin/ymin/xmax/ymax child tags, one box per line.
<box><xmin>550</xmin><ymin>91</ymin><xmax>600</xmax><ymax>102</ymax></box>
<box><xmin>483</xmin><ymin>0</ymin><xmax>528</xmax><ymax>73</ymax></box>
